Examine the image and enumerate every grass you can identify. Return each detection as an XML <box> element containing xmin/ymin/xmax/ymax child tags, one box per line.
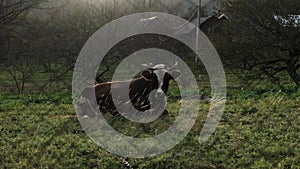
<box><xmin>0</xmin><ymin>86</ymin><xmax>299</xmax><ymax>168</ymax></box>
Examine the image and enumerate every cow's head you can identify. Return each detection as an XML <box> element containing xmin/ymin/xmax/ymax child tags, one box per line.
<box><xmin>141</xmin><ymin>62</ymin><xmax>181</xmax><ymax>98</ymax></box>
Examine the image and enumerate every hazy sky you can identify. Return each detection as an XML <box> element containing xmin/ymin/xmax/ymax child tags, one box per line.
<box><xmin>87</xmin><ymin>0</ymin><xmax>218</xmax><ymax>18</ymax></box>
<box><xmin>44</xmin><ymin>0</ymin><xmax>219</xmax><ymax>19</ymax></box>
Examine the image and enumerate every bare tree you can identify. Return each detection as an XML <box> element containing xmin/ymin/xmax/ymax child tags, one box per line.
<box><xmin>0</xmin><ymin>0</ymin><xmax>48</xmax><ymax>30</ymax></box>
<box><xmin>2</xmin><ymin>33</ymin><xmax>39</xmax><ymax>94</ymax></box>
<box><xmin>0</xmin><ymin>0</ymin><xmax>106</xmax><ymax>93</ymax></box>
<box><xmin>219</xmin><ymin>0</ymin><xmax>300</xmax><ymax>86</ymax></box>
<box><xmin>34</xmin><ymin>2</ymin><xmax>116</xmax><ymax>89</ymax></box>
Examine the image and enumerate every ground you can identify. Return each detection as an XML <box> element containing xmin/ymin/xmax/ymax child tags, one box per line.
<box><xmin>1</xmin><ymin>86</ymin><xmax>299</xmax><ymax>168</ymax></box>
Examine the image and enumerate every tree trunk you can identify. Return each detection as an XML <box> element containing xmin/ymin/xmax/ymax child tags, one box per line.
<box><xmin>288</xmin><ymin>70</ymin><xmax>300</xmax><ymax>86</ymax></box>
<box><xmin>287</xmin><ymin>55</ymin><xmax>300</xmax><ymax>86</ymax></box>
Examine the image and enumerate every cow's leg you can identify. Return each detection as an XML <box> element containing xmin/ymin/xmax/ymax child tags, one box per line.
<box><xmin>161</xmin><ymin>109</ymin><xmax>169</xmax><ymax>118</ymax></box>
<box><xmin>78</xmin><ymin>87</ymin><xmax>98</xmax><ymax>118</ymax></box>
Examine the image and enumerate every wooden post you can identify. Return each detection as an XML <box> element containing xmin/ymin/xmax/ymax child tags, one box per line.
<box><xmin>195</xmin><ymin>0</ymin><xmax>201</xmax><ymax>63</ymax></box>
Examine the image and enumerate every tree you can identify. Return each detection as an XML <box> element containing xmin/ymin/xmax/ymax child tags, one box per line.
<box><xmin>1</xmin><ymin>35</ymin><xmax>39</xmax><ymax>94</ymax></box>
<box><xmin>219</xmin><ymin>0</ymin><xmax>300</xmax><ymax>85</ymax></box>
<box><xmin>0</xmin><ymin>0</ymin><xmax>47</xmax><ymax>65</ymax></box>
<box><xmin>36</xmin><ymin>2</ymin><xmax>113</xmax><ymax>87</ymax></box>
<box><xmin>0</xmin><ymin>0</ymin><xmax>48</xmax><ymax>94</ymax></box>
<box><xmin>0</xmin><ymin>0</ymin><xmax>48</xmax><ymax>30</ymax></box>
<box><xmin>0</xmin><ymin>1</ymin><xmax>109</xmax><ymax>93</ymax></box>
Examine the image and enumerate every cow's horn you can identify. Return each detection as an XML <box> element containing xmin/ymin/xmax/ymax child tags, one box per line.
<box><xmin>142</xmin><ymin>63</ymin><xmax>153</xmax><ymax>69</ymax></box>
<box><xmin>168</xmin><ymin>62</ymin><xmax>178</xmax><ymax>70</ymax></box>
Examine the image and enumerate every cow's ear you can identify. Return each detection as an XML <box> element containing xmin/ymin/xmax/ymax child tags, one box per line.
<box><xmin>141</xmin><ymin>70</ymin><xmax>152</xmax><ymax>80</ymax></box>
<box><xmin>170</xmin><ymin>70</ymin><xmax>181</xmax><ymax>80</ymax></box>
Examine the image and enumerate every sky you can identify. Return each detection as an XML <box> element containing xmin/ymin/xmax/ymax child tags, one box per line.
<box><xmin>74</xmin><ymin>0</ymin><xmax>219</xmax><ymax>18</ymax></box>
<box><xmin>274</xmin><ymin>15</ymin><xmax>300</xmax><ymax>27</ymax></box>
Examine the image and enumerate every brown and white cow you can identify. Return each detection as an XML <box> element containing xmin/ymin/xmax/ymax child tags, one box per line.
<box><xmin>77</xmin><ymin>62</ymin><xmax>181</xmax><ymax>118</ymax></box>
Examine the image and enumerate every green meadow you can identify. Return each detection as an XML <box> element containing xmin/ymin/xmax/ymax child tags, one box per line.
<box><xmin>1</xmin><ymin>85</ymin><xmax>299</xmax><ymax>168</ymax></box>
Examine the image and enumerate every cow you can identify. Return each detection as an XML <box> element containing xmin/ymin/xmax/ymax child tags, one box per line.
<box><xmin>77</xmin><ymin>62</ymin><xmax>181</xmax><ymax>118</ymax></box>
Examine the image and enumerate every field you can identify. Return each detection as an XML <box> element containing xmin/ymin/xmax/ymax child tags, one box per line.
<box><xmin>1</xmin><ymin>86</ymin><xmax>299</xmax><ymax>168</ymax></box>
